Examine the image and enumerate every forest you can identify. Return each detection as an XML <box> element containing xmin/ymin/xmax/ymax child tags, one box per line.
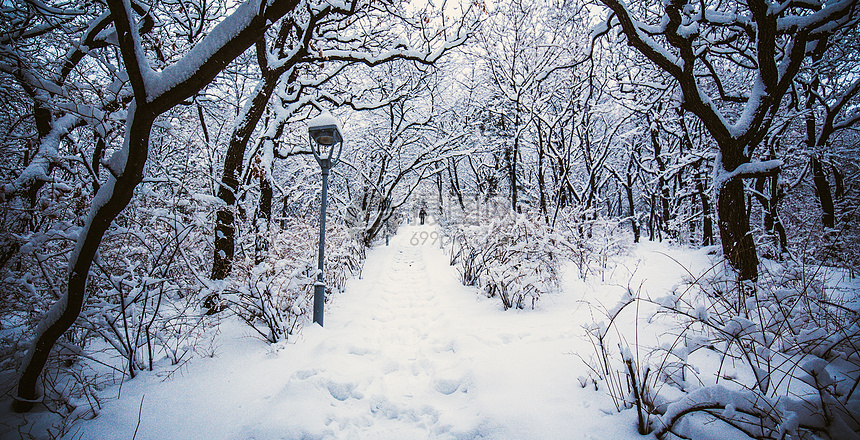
<box><xmin>1</xmin><ymin>0</ymin><xmax>859</xmax><ymax>438</ymax></box>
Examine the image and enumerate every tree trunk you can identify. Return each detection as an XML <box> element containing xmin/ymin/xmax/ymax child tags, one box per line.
<box><xmin>14</xmin><ymin>0</ymin><xmax>303</xmax><ymax>411</ymax></box>
<box><xmin>753</xmin><ymin>170</ymin><xmax>788</xmax><ymax>256</ymax></box>
<box><xmin>212</xmin><ymin>79</ymin><xmax>278</xmax><ymax>279</ymax></box>
<box><xmin>14</xmin><ymin>106</ymin><xmax>155</xmax><ymax>412</ymax></box>
<box><xmin>696</xmin><ymin>171</ymin><xmax>713</xmax><ymax>246</ymax></box>
<box><xmin>834</xmin><ymin>166</ymin><xmax>844</xmax><ymax>200</ymax></box>
<box><xmin>772</xmin><ymin>167</ymin><xmax>788</xmax><ymax>256</ymax></box>
<box><xmin>447</xmin><ymin>158</ymin><xmax>465</xmax><ymax>210</ymax></box>
<box><xmin>651</xmin><ymin>122</ymin><xmax>672</xmax><ymax>237</ymax></box>
<box><xmin>212</xmin><ymin>176</ymin><xmax>239</xmax><ymax>279</ymax></box>
<box><xmin>435</xmin><ymin>171</ymin><xmax>443</xmax><ymax>215</ymax></box>
<box><xmin>626</xmin><ymin>183</ymin><xmax>639</xmax><ymax>243</ymax></box>
<box><xmin>811</xmin><ymin>155</ymin><xmax>835</xmax><ymax>229</ymax></box>
<box><xmin>254</xmin><ymin>175</ymin><xmax>272</xmax><ymax>264</ymax></box>
<box><xmin>754</xmin><ymin>176</ymin><xmax>775</xmax><ymax>233</ymax></box>
<box><xmin>717</xmin><ymin>178</ymin><xmax>758</xmax><ymax>281</ymax></box>
<box><xmin>648</xmin><ymin>194</ymin><xmax>656</xmax><ymax>242</ymax></box>
<box><xmin>537</xmin><ymin>124</ymin><xmax>548</xmax><ymax>221</ymax></box>
<box><xmin>625</xmin><ymin>148</ymin><xmax>640</xmax><ymax>243</ymax></box>
<box><xmin>507</xmin><ymin>105</ymin><xmax>520</xmax><ymax>212</ymax></box>
<box><xmin>506</xmin><ymin>141</ymin><xmax>518</xmax><ymax>211</ymax></box>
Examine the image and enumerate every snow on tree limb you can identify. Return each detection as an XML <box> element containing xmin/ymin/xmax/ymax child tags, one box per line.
<box><xmin>714</xmin><ymin>159</ymin><xmax>782</xmax><ymax>189</ymax></box>
<box><xmin>0</xmin><ymin>114</ymin><xmax>84</xmax><ymax>199</ymax></box>
<box><xmin>598</xmin><ymin>0</ymin><xmax>858</xmax><ymax>152</ymax></box>
<box><xmin>141</xmin><ymin>0</ymin><xmax>304</xmax><ymax>113</ymax></box>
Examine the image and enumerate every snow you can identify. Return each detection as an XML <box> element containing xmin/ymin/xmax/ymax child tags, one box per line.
<box><xmin>1</xmin><ymin>114</ymin><xmax>80</xmax><ymax>197</ymax></box>
<box><xmin>66</xmin><ymin>102</ymin><xmax>139</xmax><ymax>272</ymax></box>
<box><xmin>800</xmin><ymin>357</ymin><xmax>835</xmax><ymax>388</ymax></box>
<box><xmin>19</xmin><ymin>221</ymin><xmax>688</xmax><ymax>440</ymax></box>
<box><xmin>9</xmin><ymin>222</ymin><xmax>844</xmax><ymax>440</ymax></box>
<box><xmin>143</xmin><ymin>0</ymin><xmax>266</xmax><ymax>102</ymax></box>
<box><xmin>703</xmin><ymin>8</ymin><xmax>743</xmax><ymax>25</ymax></box>
<box><xmin>192</xmin><ymin>193</ymin><xmax>227</xmax><ymax>206</ymax></box>
<box><xmin>713</xmin><ymin>158</ymin><xmax>782</xmax><ymax>189</ymax></box>
<box><xmin>308</xmin><ymin>110</ymin><xmax>342</xmax><ymax>134</ymax></box>
<box><xmin>678</xmin><ymin>21</ymin><xmax>698</xmax><ymax>39</ymax></box>
<box><xmin>777</xmin><ymin>0</ymin><xmax>856</xmax><ymax>34</ymax></box>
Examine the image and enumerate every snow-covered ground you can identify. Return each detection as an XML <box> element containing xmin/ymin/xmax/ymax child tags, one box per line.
<box><xmin>3</xmin><ymin>221</ymin><xmax>713</xmax><ymax>439</ymax></box>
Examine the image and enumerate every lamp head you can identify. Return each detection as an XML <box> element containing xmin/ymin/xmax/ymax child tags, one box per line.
<box><xmin>307</xmin><ymin>111</ymin><xmax>344</xmax><ymax>164</ymax></box>
<box><xmin>308</xmin><ymin>112</ymin><xmax>343</xmax><ymax>146</ymax></box>
<box><xmin>309</xmin><ymin>125</ymin><xmax>342</xmax><ymax>147</ymax></box>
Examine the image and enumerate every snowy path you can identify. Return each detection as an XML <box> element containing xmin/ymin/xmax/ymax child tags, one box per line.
<box><xmin>49</xmin><ymin>222</ymin><xmax>644</xmax><ymax>440</ymax></box>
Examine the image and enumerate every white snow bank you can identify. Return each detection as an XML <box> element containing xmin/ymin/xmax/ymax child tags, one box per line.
<box><xmin>39</xmin><ymin>223</ymin><xmax>654</xmax><ymax>440</ymax></box>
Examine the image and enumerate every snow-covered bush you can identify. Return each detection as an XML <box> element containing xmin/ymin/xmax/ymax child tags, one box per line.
<box><xmin>223</xmin><ymin>217</ymin><xmax>364</xmax><ymax>342</ymax></box>
<box><xmin>581</xmin><ymin>283</ymin><xmax>656</xmax><ymax>432</ymax></box>
<box><xmin>442</xmin><ymin>201</ymin><xmax>630</xmax><ymax>310</ymax></box>
<box><xmin>450</xmin><ymin>211</ymin><xmax>565</xmax><ymax>310</ymax></box>
<box><xmin>555</xmin><ymin>207</ymin><xmax>632</xmax><ymax>282</ymax></box>
<box><xmin>83</xmin><ymin>185</ymin><xmax>217</xmax><ymax>373</ymax></box>
<box><xmin>583</xmin><ymin>258</ymin><xmax>860</xmax><ymax>439</ymax></box>
<box><xmin>0</xmin><ymin>181</ymin><xmax>219</xmax><ymax>426</ymax></box>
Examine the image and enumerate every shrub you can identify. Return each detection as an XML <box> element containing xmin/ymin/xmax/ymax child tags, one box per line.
<box><xmin>554</xmin><ymin>207</ymin><xmax>632</xmax><ymax>282</ymax></box>
<box><xmin>223</xmin><ymin>217</ymin><xmax>364</xmax><ymax>342</ymax></box>
<box><xmin>450</xmin><ymin>211</ymin><xmax>565</xmax><ymax>310</ymax></box>
<box><xmin>582</xmin><ymin>257</ymin><xmax>860</xmax><ymax>439</ymax></box>
<box><xmin>0</xmin><ymin>184</ymin><xmax>219</xmax><ymax>431</ymax></box>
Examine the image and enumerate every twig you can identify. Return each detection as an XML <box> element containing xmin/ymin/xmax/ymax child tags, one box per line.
<box><xmin>132</xmin><ymin>394</ymin><xmax>144</xmax><ymax>440</ymax></box>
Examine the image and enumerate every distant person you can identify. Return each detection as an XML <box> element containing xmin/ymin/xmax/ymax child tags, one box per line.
<box><xmin>419</xmin><ymin>208</ymin><xmax>427</xmax><ymax>225</ymax></box>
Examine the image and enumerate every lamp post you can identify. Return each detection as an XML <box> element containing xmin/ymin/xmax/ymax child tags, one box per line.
<box><xmin>308</xmin><ymin>111</ymin><xmax>343</xmax><ymax>327</ymax></box>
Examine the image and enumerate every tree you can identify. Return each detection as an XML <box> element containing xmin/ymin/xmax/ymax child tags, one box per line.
<box><xmin>341</xmin><ymin>63</ymin><xmax>468</xmax><ymax>246</ymax></box>
<box><xmin>598</xmin><ymin>0</ymin><xmax>859</xmax><ymax>281</ymax></box>
<box><xmin>210</xmin><ymin>0</ymin><xmax>475</xmax><ymax>279</ymax></box>
<box><xmin>470</xmin><ymin>0</ymin><xmax>601</xmax><ymax>219</ymax></box>
<box><xmin>10</xmin><ymin>0</ymin><xmax>306</xmax><ymax>412</ymax></box>
<box><xmin>795</xmin><ymin>26</ymin><xmax>860</xmax><ymax>231</ymax></box>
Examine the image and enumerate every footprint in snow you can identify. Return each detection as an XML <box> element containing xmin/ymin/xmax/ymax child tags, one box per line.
<box><xmin>348</xmin><ymin>344</ymin><xmax>374</xmax><ymax>356</ymax></box>
<box><xmin>293</xmin><ymin>368</ymin><xmax>322</xmax><ymax>380</ymax></box>
<box><xmin>325</xmin><ymin>379</ymin><xmax>362</xmax><ymax>401</ymax></box>
<box><xmin>432</xmin><ymin>375</ymin><xmax>468</xmax><ymax>395</ymax></box>
<box><xmin>432</xmin><ymin>339</ymin><xmax>457</xmax><ymax>353</ymax></box>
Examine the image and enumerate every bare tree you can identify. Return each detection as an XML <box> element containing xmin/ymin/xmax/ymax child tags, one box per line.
<box><xmin>10</xmin><ymin>0</ymin><xmax>306</xmax><ymax>412</ymax></box>
<box><xmin>795</xmin><ymin>26</ymin><xmax>860</xmax><ymax>230</ymax></box>
<box><xmin>210</xmin><ymin>0</ymin><xmax>475</xmax><ymax>279</ymax></box>
<box><xmin>597</xmin><ymin>0</ymin><xmax>859</xmax><ymax>281</ymax></box>
<box><xmin>339</xmin><ymin>63</ymin><xmax>469</xmax><ymax>246</ymax></box>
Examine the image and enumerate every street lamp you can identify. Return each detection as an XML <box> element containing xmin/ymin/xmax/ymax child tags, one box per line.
<box><xmin>309</xmin><ymin>111</ymin><xmax>343</xmax><ymax>327</ymax></box>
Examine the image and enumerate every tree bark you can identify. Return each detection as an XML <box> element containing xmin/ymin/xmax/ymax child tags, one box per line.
<box><xmin>811</xmin><ymin>155</ymin><xmax>835</xmax><ymax>229</ymax></box>
<box><xmin>771</xmin><ymin>173</ymin><xmax>787</xmax><ymax>254</ymax></box>
<box><xmin>626</xmin><ymin>182</ymin><xmax>639</xmax><ymax>243</ymax></box>
<box><xmin>754</xmin><ymin>176</ymin><xmax>774</xmax><ymax>233</ymax></box>
<box><xmin>648</xmin><ymin>193</ymin><xmax>656</xmax><ymax>242</ymax></box>
<box><xmin>14</xmin><ymin>105</ymin><xmax>155</xmax><ymax>412</ymax></box>
<box><xmin>506</xmin><ymin>141</ymin><xmax>518</xmax><ymax>211</ymax></box>
<box><xmin>447</xmin><ymin>158</ymin><xmax>465</xmax><ymax>210</ymax></box>
<box><xmin>834</xmin><ymin>166</ymin><xmax>844</xmax><ymax>200</ymax></box>
<box><xmin>717</xmin><ymin>178</ymin><xmax>758</xmax><ymax>281</ymax></box>
<box><xmin>596</xmin><ymin>0</ymin><xmax>858</xmax><ymax>281</ymax></box>
<box><xmin>537</xmin><ymin>125</ymin><xmax>548</xmax><ymax>221</ymax></box>
<box><xmin>435</xmin><ymin>171</ymin><xmax>443</xmax><ymax>215</ymax></box>
<box><xmin>212</xmin><ymin>78</ymin><xmax>278</xmax><ymax>279</ymax></box>
<box><xmin>254</xmin><ymin>174</ymin><xmax>272</xmax><ymax>264</ymax></box>
<box><xmin>696</xmin><ymin>170</ymin><xmax>713</xmax><ymax>246</ymax></box>
<box><xmin>650</xmin><ymin>121</ymin><xmax>672</xmax><ymax>237</ymax></box>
